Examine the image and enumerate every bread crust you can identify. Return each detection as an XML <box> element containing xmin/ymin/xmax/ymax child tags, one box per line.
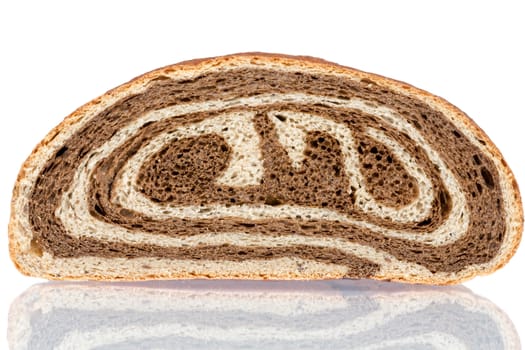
<box><xmin>9</xmin><ymin>53</ymin><xmax>523</xmax><ymax>284</ymax></box>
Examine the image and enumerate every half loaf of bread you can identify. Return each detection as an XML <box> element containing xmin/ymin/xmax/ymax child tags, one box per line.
<box><xmin>9</xmin><ymin>53</ymin><xmax>523</xmax><ymax>284</ymax></box>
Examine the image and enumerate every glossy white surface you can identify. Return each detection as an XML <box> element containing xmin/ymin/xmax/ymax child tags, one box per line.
<box><xmin>1</xmin><ymin>1</ymin><xmax>523</xmax><ymax>349</ymax></box>
<box><xmin>7</xmin><ymin>280</ymin><xmax>521</xmax><ymax>349</ymax></box>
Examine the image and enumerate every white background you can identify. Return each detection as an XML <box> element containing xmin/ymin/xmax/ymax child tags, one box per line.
<box><xmin>1</xmin><ymin>1</ymin><xmax>524</xmax><ymax>348</ymax></box>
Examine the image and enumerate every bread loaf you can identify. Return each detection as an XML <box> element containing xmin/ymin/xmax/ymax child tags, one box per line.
<box><xmin>9</xmin><ymin>53</ymin><xmax>523</xmax><ymax>284</ymax></box>
<box><xmin>8</xmin><ymin>281</ymin><xmax>520</xmax><ymax>349</ymax></box>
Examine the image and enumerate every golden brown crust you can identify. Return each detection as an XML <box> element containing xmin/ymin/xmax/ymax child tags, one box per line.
<box><xmin>9</xmin><ymin>52</ymin><xmax>523</xmax><ymax>284</ymax></box>
<box><xmin>397</xmin><ymin>79</ymin><xmax>523</xmax><ymax>283</ymax></box>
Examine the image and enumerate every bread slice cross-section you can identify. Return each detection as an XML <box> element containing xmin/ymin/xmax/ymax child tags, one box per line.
<box><xmin>9</xmin><ymin>53</ymin><xmax>523</xmax><ymax>284</ymax></box>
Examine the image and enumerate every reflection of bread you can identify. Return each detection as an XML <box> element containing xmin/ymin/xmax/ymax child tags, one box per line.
<box><xmin>9</xmin><ymin>53</ymin><xmax>522</xmax><ymax>284</ymax></box>
<box><xmin>8</xmin><ymin>281</ymin><xmax>520</xmax><ymax>349</ymax></box>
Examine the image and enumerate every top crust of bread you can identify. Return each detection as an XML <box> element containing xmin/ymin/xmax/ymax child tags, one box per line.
<box><xmin>9</xmin><ymin>53</ymin><xmax>523</xmax><ymax>284</ymax></box>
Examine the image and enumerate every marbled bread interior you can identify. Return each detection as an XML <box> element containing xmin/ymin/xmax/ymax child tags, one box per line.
<box><xmin>9</xmin><ymin>53</ymin><xmax>523</xmax><ymax>284</ymax></box>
